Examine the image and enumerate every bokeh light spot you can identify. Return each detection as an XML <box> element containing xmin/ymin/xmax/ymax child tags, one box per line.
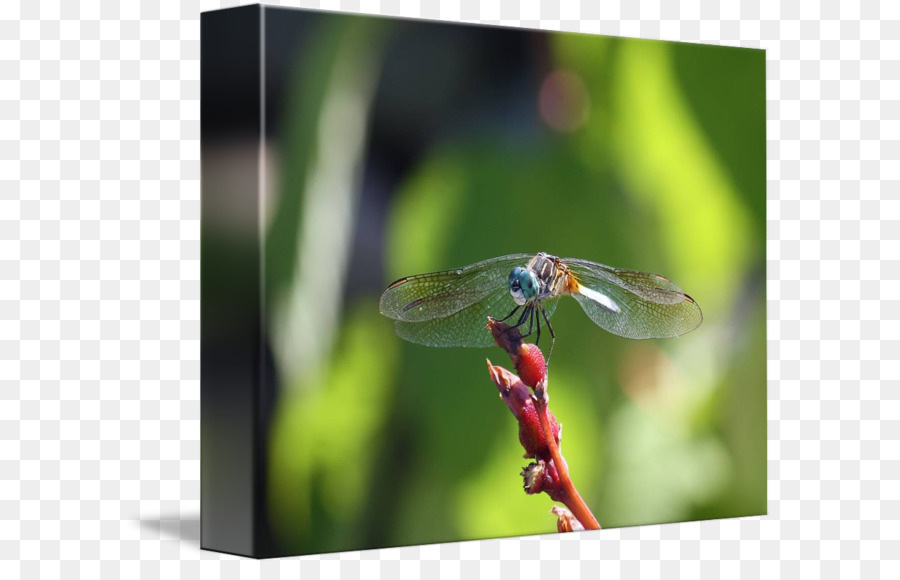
<box><xmin>539</xmin><ymin>70</ymin><xmax>590</xmax><ymax>133</ymax></box>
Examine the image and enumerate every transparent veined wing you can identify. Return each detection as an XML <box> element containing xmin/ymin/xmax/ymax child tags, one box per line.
<box><xmin>394</xmin><ymin>292</ymin><xmax>560</xmax><ymax>348</ymax></box>
<box><xmin>380</xmin><ymin>253</ymin><xmax>561</xmax><ymax>347</ymax></box>
<box><xmin>562</xmin><ymin>258</ymin><xmax>702</xmax><ymax>339</ymax></box>
<box><xmin>380</xmin><ymin>254</ymin><xmax>533</xmax><ymax>322</ymax></box>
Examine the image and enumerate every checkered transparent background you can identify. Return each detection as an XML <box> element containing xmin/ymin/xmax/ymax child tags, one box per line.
<box><xmin>1</xmin><ymin>0</ymin><xmax>896</xmax><ymax>577</ymax></box>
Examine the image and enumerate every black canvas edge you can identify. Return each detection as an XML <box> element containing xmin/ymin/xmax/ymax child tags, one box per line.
<box><xmin>200</xmin><ymin>4</ymin><xmax>264</xmax><ymax>559</ymax></box>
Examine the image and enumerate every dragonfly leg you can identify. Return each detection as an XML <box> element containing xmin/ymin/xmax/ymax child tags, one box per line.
<box><xmin>500</xmin><ymin>305</ymin><xmax>532</xmax><ymax>339</ymax></box>
<box><xmin>498</xmin><ymin>305</ymin><xmax>521</xmax><ymax>323</ymax></box>
<box><xmin>511</xmin><ymin>305</ymin><xmax>531</xmax><ymax>329</ymax></box>
<box><xmin>517</xmin><ymin>306</ymin><xmax>535</xmax><ymax>339</ymax></box>
<box><xmin>534</xmin><ymin>302</ymin><xmax>542</xmax><ymax>346</ymax></box>
<box><xmin>540</xmin><ymin>304</ymin><xmax>556</xmax><ymax>367</ymax></box>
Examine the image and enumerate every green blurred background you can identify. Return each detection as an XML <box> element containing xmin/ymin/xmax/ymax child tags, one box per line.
<box><xmin>259</xmin><ymin>8</ymin><xmax>765</xmax><ymax>555</ymax></box>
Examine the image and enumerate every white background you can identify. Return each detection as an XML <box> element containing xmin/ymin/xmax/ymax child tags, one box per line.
<box><xmin>1</xmin><ymin>0</ymin><xmax>896</xmax><ymax>577</ymax></box>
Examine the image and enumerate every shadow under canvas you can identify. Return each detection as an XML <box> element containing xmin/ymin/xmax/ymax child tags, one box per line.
<box><xmin>139</xmin><ymin>515</ymin><xmax>201</xmax><ymax>547</ymax></box>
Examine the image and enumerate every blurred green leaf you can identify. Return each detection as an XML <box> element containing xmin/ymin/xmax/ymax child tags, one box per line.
<box><xmin>611</xmin><ymin>39</ymin><xmax>755</xmax><ymax>313</ymax></box>
<box><xmin>268</xmin><ymin>303</ymin><xmax>398</xmax><ymax>553</ymax></box>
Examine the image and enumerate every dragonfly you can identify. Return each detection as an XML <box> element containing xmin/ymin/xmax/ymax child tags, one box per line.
<box><xmin>379</xmin><ymin>252</ymin><xmax>702</xmax><ymax>351</ymax></box>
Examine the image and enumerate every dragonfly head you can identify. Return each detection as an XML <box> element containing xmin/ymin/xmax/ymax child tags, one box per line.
<box><xmin>508</xmin><ymin>266</ymin><xmax>539</xmax><ymax>305</ymax></box>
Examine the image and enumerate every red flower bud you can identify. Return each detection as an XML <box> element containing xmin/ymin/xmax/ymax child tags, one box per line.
<box><xmin>551</xmin><ymin>507</ymin><xmax>585</xmax><ymax>532</ymax></box>
<box><xmin>515</xmin><ymin>343</ymin><xmax>547</xmax><ymax>388</ymax></box>
<box><xmin>521</xmin><ymin>460</ymin><xmax>562</xmax><ymax>499</ymax></box>
<box><xmin>486</xmin><ymin>317</ymin><xmax>524</xmax><ymax>357</ymax></box>
<box><xmin>486</xmin><ymin>360</ymin><xmax>560</xmax><ymax>459</ymax></box>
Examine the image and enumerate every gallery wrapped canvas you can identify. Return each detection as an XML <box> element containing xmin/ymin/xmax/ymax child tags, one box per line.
<box><xmin>202</xmin><ymin>4</ymin><xmax>765</xmax><ymax>558</ymax></box>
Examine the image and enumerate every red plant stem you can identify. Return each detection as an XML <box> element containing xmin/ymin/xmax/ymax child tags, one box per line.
<box><xmin>534</xmin><ymin>386</ymin><xmax>601</xmax><ymax>530</ymax></box>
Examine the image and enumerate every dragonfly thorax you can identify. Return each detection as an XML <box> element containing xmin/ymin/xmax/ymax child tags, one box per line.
<box><xmin>508</xmin><ymin>266</ymin><xmax>539</xmax><ymax>305</ymax></box>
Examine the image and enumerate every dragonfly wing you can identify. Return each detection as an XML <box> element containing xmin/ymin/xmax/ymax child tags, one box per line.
<box><xmin>380</xmin><ymin>253</ymin><xmax>533</xmax><ymax>322</ymax></box>
<box><xmin>393</xmin><ymin>292</ymin><xmax>561</xmax><ymax>348</ymax></box>
<box><xmin>562</xmin><ymin>258</ymin><xmax>702</xmax><ymax>339</ymax></box>
<box><xmin>393</xmin><ymin>285</ymin><xmax>513</xmax><ymax>347</ymax></box>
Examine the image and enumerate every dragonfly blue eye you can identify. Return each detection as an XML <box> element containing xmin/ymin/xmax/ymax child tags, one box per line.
<box><xmin>508</xmin><ymin>267</ymin><xmax>523</xmax><ymax>291</ymax></box>
<box><xmin>508</xmin><ymin>266</ymin><xmax>538</xmax><ymax>302</ymax></box>
<box><xmin>519</xmin><ymin>269</ymin><xmax>538</xmax><ymax>299</ymax></box>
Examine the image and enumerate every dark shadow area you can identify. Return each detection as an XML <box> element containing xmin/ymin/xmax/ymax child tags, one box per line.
<box><xmin>140</xmin><ymin>515</ymin><xmax>202</xmax><ymax>547</ymax></box>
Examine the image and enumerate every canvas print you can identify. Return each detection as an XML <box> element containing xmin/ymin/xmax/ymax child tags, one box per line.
<box><xmin>202</xmin><ymin>5</ymin><xmax>765</xmax><ymax>558</ymax></box>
